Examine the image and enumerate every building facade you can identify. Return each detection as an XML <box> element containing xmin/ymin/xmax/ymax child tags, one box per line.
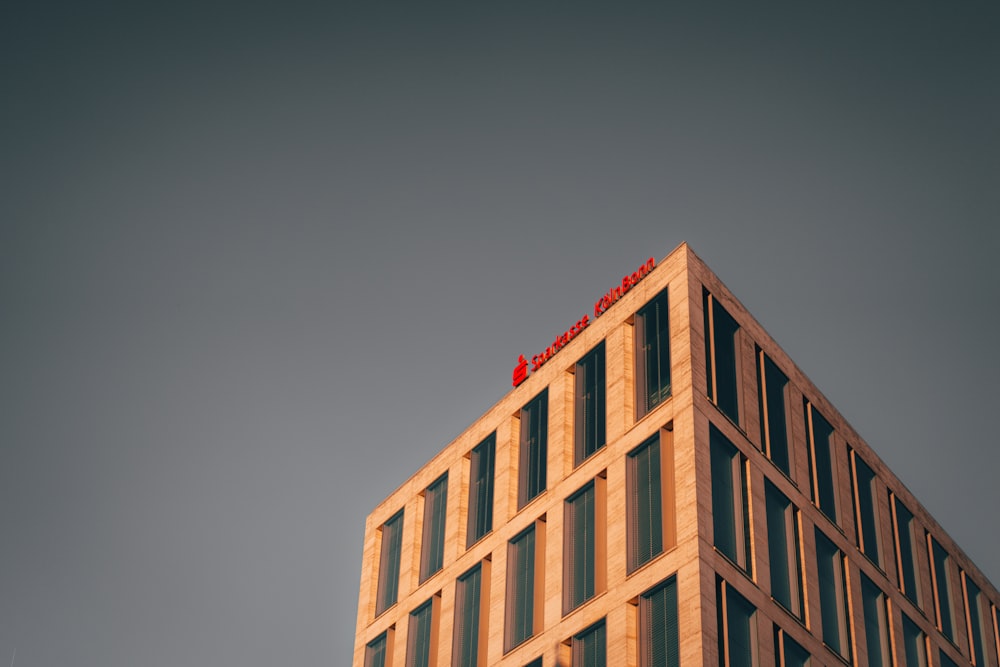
<box><xmin>352</xmin><ymin>243</ymin><xmax>1000</xmax><ymax>667</ymax></box>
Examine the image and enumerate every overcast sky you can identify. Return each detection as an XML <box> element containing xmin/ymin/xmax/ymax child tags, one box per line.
<box><xmin>2</xmin><ymin>2</ymin><xmax>998</xmax><ymax>666</ymax></box>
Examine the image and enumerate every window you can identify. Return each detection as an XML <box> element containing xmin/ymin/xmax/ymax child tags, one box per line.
<box><xmin>572</xmin><ymin>620</ymin><xmax>606</xmax><ymax>667</ymax></box>
<box><xmin>505</xmin><ymin>525</ymin><xmax>537</xmax><ymax>651</ymax></box>
<box><xmin>850</xmin><ymin>450</ymin><xmax>882</xmax><ymax>568</ymax></box>
<box><xmin>930</xmin><ymin>535</ymin><xmax>956</xmax><ymax>643</ymax></box>
<box><xmin>774</xmin><ymin>627</ymin><xmax>810</xmax><ymax>667</ymax></box>
<box><xmin>704</xmin><ymin>289</ymin><xmax>741</xmax><ymax>423</ymax></box>
<box><xmin>860</xmin><ymin>572</ymin><xmax>892</xmax><ymax>667</ymax></box>
<box><xmin>902</xmin><ymin>613</ymin><xmax>928</xmax><ymax>667</ymax></box>
<box><xmin>628</xmin><ymin>435</ymin><xmax>663</xmax><ymax>573</ymax></box>
<box><xmin>964</xmin><ymin>573</ymin><xmax>989</xmax><ymax>667</ymax></box>
<box><xmin>453</xmin><ymin>563</ymin><xmax>484</xmax><ymax>667</ymax></box>
<box><xmin>940</xmin><ymin>650</ymin><xmax>961</xmax><ymax>667</ymax></box>
<box><xmin>891</xmin><ymin>493</ymin><xmax>921</xmax><ymax>607</ymax></box>
<box><xmin>639</xmin><ymin>577</ymin><xmax>679</xmax><ymax>667</ymax></box>
<box><xmin>815</xmin><ymin>528</ymin><xmax>850</xmax><ymax>659</ymax></box>
<box><xmin>420</xmin><ymin>474</ymin><xmax>448</xmax><ymax>583</ymax></box>
<box><xmin>365</xmin><ymin>632</ymin><xmax>390</xmax><ymax>667</ymax></box>
<box><xmin>523</xmin><ymin>659</ymin><xmax>542</xmax><ymax>667</ymax></box>
<box><xmin>757</xmin><ymin>348</ymin><xmax>791</xmax><ymax>477</ymax></box>
<box><xmin>717</xmin><ymin>577</ymin><xmax>759</xmax><ymax>667</ymax></box>
<box><xmin>804</xmin><ymin>400</ymin><xmax>837</xmax><ymax>524</ymax></box>
<box><xmin>636</xmin><ymin>287</ymin><xmax>671</xmax><ymax>419</ymax></box>
<box><xmin>710</xmin><ymin>425</ymin><xmax>751</xmax><ymax>573</ymax></box>
<box><xmin>765</xmin><ymin>480</ymin><xmax>803</xmax><ymax>619</ymax></box>
<box><xmin>406</xmin><ymin>599</ymin><xmax>435</xmax><ymax>667</ymax></box>
<box><xmin>467</xmin><ymin>434</ymin><xmax>495</xmax><ymax>547</ymax></box>
<box><xmin>519</xmin><ymin>390</ymin><xmax>548</xmax><ymax>508</ymax></box>
<box><xmin>375</xmin><ymin>510</ymin><xmax>404</xmax><ymax>616</ymax></box>
<box><xmin>564</xmin><ymin>480</ymin><xmax>600</xmax><ymax>613</ymax></box>
<box><xmin>575</xmin><ymin>342</ymin><xmax>606</xmax><ymax>465</ymax></box>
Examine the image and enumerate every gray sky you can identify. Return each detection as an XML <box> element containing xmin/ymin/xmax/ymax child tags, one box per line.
<box><xmin>2</xmin><ymin>2</ymin><xmax>998</xmax><ymax>666</ymax></box>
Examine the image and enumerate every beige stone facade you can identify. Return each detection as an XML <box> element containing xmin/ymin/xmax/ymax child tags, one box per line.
<box><xmin>352</xmin><ymin>243</ymin><xmax>1000</xmax><ymax>667</ymax></box>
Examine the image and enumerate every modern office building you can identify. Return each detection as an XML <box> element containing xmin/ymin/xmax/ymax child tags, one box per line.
<box><xmin>352</xmin><ymin>243</ymin><xmax>999</xmax><ymax>667</ymax></box>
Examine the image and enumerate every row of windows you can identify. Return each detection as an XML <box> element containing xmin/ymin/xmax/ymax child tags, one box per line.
<box><xmin>703</xmin><ymin>290</ymin><xmax>1000</xmax><ymax>666</ymax></box>
<box><xmin>376</xmin><ymin>430</ymin><xmax>675</xmax><ymax>629</ymax></box>
<box><xmin>710</xmin><ymin>423</ymin><xmax>1000</xmax><ymax>666</ymax></box>
<box><xmin>373</xmin><ymin>286</ymin><xmax>674</xmax><ymax>619</ymax></box>
<box><xmin>365</xmin><ymin>575</ymin><xmax>679</xmax><ymax>667</ymax></box>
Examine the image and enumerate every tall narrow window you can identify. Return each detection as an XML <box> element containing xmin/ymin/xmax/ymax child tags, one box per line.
<box><xmin>774</xmin><ymin>627</ymin><xmax>810</xmax><ymax>667</ymax></box>
<box><xmin>575</xmin><ymin>342</ymin><xmax>606</xmax><ymax>465</ymax></box>
<box><xmin>505</xmin><ymin>525</ymin><xmax>536</xmax><ymax>651</ymax></box>
<box><xmin>804</xmin><ymin>400</ymin><xmax>837</xmax><ymax>524</ymax></box>
<box><xmin>639</xmin><ymin>577</ymin><xmax>679</xmax><ymax>667</ymax></box>
<box><xmin>930</xmin><ymin>536</ymin><xmax>956</xmax><ymax>643</ymax></box>
<box><xmin>453</xmin><ymin>564</ymin><xmax>483</xmax><ymax>667</ymax></box>
<box><xmin>891</xmin><ymin>494</ymin><xmax>921</xmax><ymax>607</ymax></box>
<box><xmin>717</xmin><ymin>577</ymin><xmax>759</xmax><ymax>667</ymax></box>
<box><xmin>704</xmin><ymin>289</ymin><xmax>740</xmax><ymax>423</ymax></box>
<box><xmin>757</xmin><ymin>349</ymin><xmax>791</xmax><ymax>477</ymax></box>
<box><xmin>964</xmin><ymin>574</ymin><xmax>989</xmax><ymax>667</ymax></box>
<box><xmin>406</xmin><ymin>599</ymin><xmax>435</xmax><ymax>667</ymax></box>
<box><xmin>851</xmin><ymin>451</ymin><xmax>882</xmax><ymax>568</ymax></box>
<box><xmin>376</xmin><ymin>510</ymin><xmax>404</xmax><ymax>616</ymax></box>
<box><xmin>710</xmin><ymin>425</ymin><xmax>751</xmax><ymax>573</ymax></box>
<box><xmin>902</xmin><ymin>613</ymin><xmax>928</xmax><ymax>667</ymax></box>
<box><xmin>765</xmin><ymin>480</ymin><xmax>803</xmax><ymax>619</ymax></box>
<box><xmin>635</xmin><ymin>287</ymin><xmax>671</xmax><ymax>419</ymax></box>
<box><xmin>366</xmin><ymin>632</ymin><xmax>390</xmax><ymax>667</ymax></box>
<box><xmin>860</xmin><ymin>572</ymin><xmax>892</xmax><ymax>667</ymax></box>
<box><xmin>815</xmin><ymin>528</ymin><xmax>850</xmax><ymax>660</ymax></box>
<box><xmin>519</xmin><ymin>390</ymin><xmax>548</xmax><ymax>508</ymax></box>
<box><xmin>467</xmin><ymin>434</ymin><xmax>495</xmax><ymax>547</ymax></box>
<box><xmin>420</xmin><ymin>474</ymin><xmax>448</xmax><ymax>583</ymax></box>
<box><xmin>572</xmin><ymin>620</ymin><xmax>606</xmax><ymax>667</ymax></box>
<box><xmin>628</xmin><ymin>435</ymin><xmax>663</xmax><ymax>573</ymax></box>
<box><xmin>564</xmin><ymin>481</ymin><xmax>597</xmax><ymax>613</ymax></box>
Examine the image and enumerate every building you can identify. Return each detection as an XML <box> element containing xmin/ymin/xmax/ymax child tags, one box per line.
<box><xmin>352</xmin><ymin>243</ymin><xmax>1000</xmax><ymax>667</ymax></box>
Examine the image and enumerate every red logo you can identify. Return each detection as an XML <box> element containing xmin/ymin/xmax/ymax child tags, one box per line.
<box><xmin>512</xmin><ymin>355</ymin><xmax>529</xmax><ymax>387</ymax></box>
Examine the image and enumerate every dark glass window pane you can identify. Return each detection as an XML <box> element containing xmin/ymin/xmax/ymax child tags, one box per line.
<box><xmin>966</xmin><ymin>577</ymin><xmax>987</xmax><ymax>667</ymax></box>
<box><xmin>902</xmin><ymin>613</ymin><xmax>927</xmax><ymax>667</ymax></box>
<box><xmin>939</xmin><ymin>650</ymin><xmax>960</xmax><ymax>667</ymax></box>
<box><xmin>893</xmin><ymin>497</ymin><xmax>920</xmax><ymax>605</ymax></box>
<box><xmin>774</xmin><ymin>628</ymin><xmax>810</xmax><ymax>667</ymax></box>
<box><xmin>365</xmin><ymin>633</ymin><xmax>388</xmax><ymax>667</ymax></box>
<box><xmin>640</xmin><ymin>577</ymin><xmax>679</xmax><ymax>667</ymax></box>
<box><xmin>573</xmin><ymin>620</ymin><xmax>606</xmax><ymax>667</ymax></box>
<box><xmin>636</xmin><ymin>288</ymin><xmax>671</xmax><ymax>418</ymax></box>
<box><xmin>757</xmin><ymin>351</ymin><xmax>790</xmax><ymax>475</ymax></box>
<box><xmin>519</xmin><ymin>390</ymin><xmax>548</xmax><ymax>508</ymax></box>
<box><xmin>704</xmin><ymin>290</ymin><xmax>740</xmax><ymax>423</ymax></box>
<box><xmin>815</xmin><ymin>528</ymin><xmax>850</xmax><ymax>658</ymax></box>
<box><xmin>852</xmin><ymin>454</ymin><xmax>881</xmax><ymax>567</ymax></box>
<box><xmin>931</xmin><ymin>537</ymin><xmax>956</xmax><ymax>641</ymax></box>
<box><xmin>628</xmin><ymin>435</ymin><xmax>663</xmax><ymax>573</ymax></box>
<box><xmin>523</xmin><ymin>659</ymin><xmax>542</xmax><ymax>667</ymax></box>
<box><xmin>564</xmin><ymin>482</ymin><xmax>596</xmax><ymax>613</ymax></box>
<box><xmin>805</xmin><ymin>402</ymin><xmax>837</xmax><ymax>523</ymax></box>
<box><xmin>717</xmin><ymin>579</ymin><xmax>757</xmax><ymax>667</ymax></box>
<box><xmin>575</xmin><ymin>342</ymin><xmax>606</xmax><ymax>465</ymax></box>
<box><xmin>505</xmin><ymin>526</ymin><xmax>535</xmax><ymax>651</ymax></box>
<box><xmin>467</xmin><ymin>434</ymin><xmax>495</xmax><ymax>547</ymax></box>
<box><xmin>406</xmin><ymin>600</ymin><xmax>434</xmax><ymax>667</ymax></box>
<box><xmin>453</xmin><ymin>564</ymin><xmax>482</xmax><ymax>667</ymax></box>
<box><xmin>710</xmin><ymin>425</ymin><xmax>750</xmax><ymax>572</ymax></box>
<box><xmin>861</xmin><ymin>573</ymin><xmax>891</xmax><ymax>667</ymax></box>
<box><xmin>376</xmin><ymin>510</ymin><xmax>404</xmax><ymax>616</ymax></box>
<box><xmin>420</xmin><ymin>474</ymin><xmax>448</xmax><ymax>582</ymax></box>
<box><xmin>765</xmin><ymin>480</ymin><xmax>802</xmax><ymax>618</ymax></box>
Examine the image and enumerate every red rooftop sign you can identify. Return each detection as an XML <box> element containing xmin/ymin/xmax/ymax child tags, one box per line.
<box><xmin>512</xmin><ymin>257</ymin><xmax>655</xmax><ymax>387</ymax></box>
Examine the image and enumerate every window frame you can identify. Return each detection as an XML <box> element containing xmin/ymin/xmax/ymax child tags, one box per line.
<box><xmin>639</xmin><ymin>576</ymin><xmax>680</xmax><ymax>667</ymax></box>
<box><xmin>518</xmin><ymin>390</ymin><xmax>548</xmax><ymax>509</ymax></box>
<box><xmin>627</xmin><ymin>434</ymin><xmax>664</xmax><ymax>573</ymax></box>
<box><xmin>860</xmin><ymin>571</ymin><xmax>893</xmax><ymax>667</ymax></box>
<box><xmin>704</xmin><ymin>288</ymin><xmax>741</xmax><ymax>424</ymax></box>
<box><xmin>710</xmin><ymin>424</ymin><xmax>752</xmax><ymax>574</ymax></box>
<box><xmin>466</xmin><ymin>434</ymin><xmax>496</xmax><ymax>548</ymax></box>
<box><xmin>375</xmin><ymin>509</ymin><xmax>405</xmax><ymax>617</ymax></box>
<box><xmin>765</xmin><ymin>479</ymin><xmax>804</xmax><ymax>619</ymax></box>
<box><xmin>574</xmin><ymin>341</ymin><xmax>607</xmax><ymax>466</ymax></box>
<box><xmin>850</xmin><ymin>449</ymin><xmax>883</xmax><ymax>569</ymax></box>
<box><xmin>756</xmin><ymin>348</ymin><xmax>792</xmax><ymax>478</ymax></box>
<box><xmin>717</xmin><ymin>577</ymin><xmax>759</xmax><ymax>667</ymax></box>
<box><xmin>635</xmin><ymin>287</ymin><xmax>671</xmax><ymax>420</ymax></box>
<box><xmin>419</xmin><ymin>473</ymin><xmax>449</xmax><ymax>583</ymax></box>
<box><xmin>804</xmin><ymin>400</ymin><xmax>838</xmax><ymax>525</ymax></box>
<box><xmin>814</xmin><ymin>527</ymin><xmax>851</xmax><ymax>660</ymax></box>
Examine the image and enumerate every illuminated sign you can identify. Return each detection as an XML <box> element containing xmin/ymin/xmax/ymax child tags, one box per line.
<box><xmin>512</xmin><ymin>256</ymin><xmax>656</xmax><ymax>387</ymax></box>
